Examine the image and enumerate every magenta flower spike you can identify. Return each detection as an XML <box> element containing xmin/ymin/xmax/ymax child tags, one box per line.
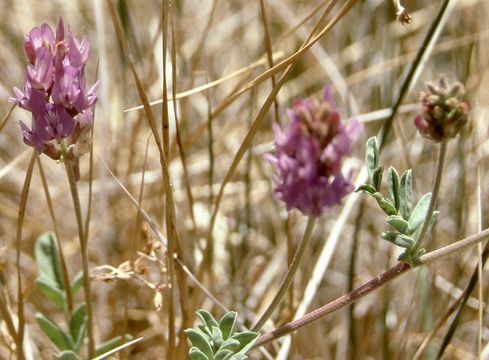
<box><xmin>265</xmin><ymin>87</ymin><xmax>363</xmax><ymax>217</ymax></box>
<box><xmin>10</xmin><ymin>17</ymin><xmax>97</xmax><ymax>160</ymax></box>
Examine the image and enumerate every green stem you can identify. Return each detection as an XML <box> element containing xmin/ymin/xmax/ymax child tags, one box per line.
<box><xmin>60</xmin><ymin>141</ymin><xmax>95</xmax><ymax>358</ymax></box>
<box><xmin>37</xmin><ymin>156</ymin><xmax>74</xmax><ymax>317</ymax></box>
<box><xmin>413</xmin><ymin>142</ymin><xmax>447</xmax><ymax>252</ymax></box>
<box><xmin>251</xmin><ymin>216</ymin><xmax>316</xmax><ymax>332</ymax></box>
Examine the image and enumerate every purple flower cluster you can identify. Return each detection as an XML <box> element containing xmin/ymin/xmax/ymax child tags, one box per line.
<box><xmin>9</xmin><ymin>17</ymin><xmax>97</xmax><ymax>159</ymax></box>
<box><xmin>265</xmin><ymin>88</ymin><xmax>362</xmax><ymax>217</ymax></box>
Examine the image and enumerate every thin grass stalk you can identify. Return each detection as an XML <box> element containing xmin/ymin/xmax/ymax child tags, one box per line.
<box><xmin>477</xmin><ymin>168</ymin><xmax>483</xmax><ymax>358</ymax></box>
<box><xmin>347</xmin><ymin>201</ymin><xmax>364</xmax><ymax>359</ymax></box>
<box><xmin>259</xmin><ymin>0</ymin><xmax>280</xmax><ymax>125</ymax></box>
<box><xmin>252</xmin><ymin>217</ymin><xmax>316</xmax><ymax>331</ymax></box>
<box><xmin>124</xmin><ymin>52</ymin><xmax>286</xmax><ymax>113</ymax></box>
<box><xmin>161</xmin><ymin>2</ymin><xmax>177</xmax><ymax>358</ymax></box>
<box><xmin>412</xmin><ymin>294</ymin><xmax>463</xmax><ymax>360</ymax></box>
<box><xmin>436</xmin><ymin>240</ymin><xmax>489</xmax><ymax>358</ymax></box>
<box><xmin>209</xmin><ymin>0</ymin><xmax>343</xmax><ymax>120</ymax></box>
<box><xmin>378</xmin><ymin>0</ymin><xmax>457</xmax><ymax>149</ymax></box>
<box><xmin>84</xmin><ymin>64</ymin><xmax>98</xmax><ymax>247</ymax></box>
<box><xmin>61</xmin><ymin>143</ymin><xmax>95</xmax><ymax>358</ymax></box>
<box><xmin>169</xmin><ymin>14</ymin><xmax>194</xmax><ymax>356</ymax></box>
<box><xmin>0</xmin><ymin>104</ymin><xmax>15</xmax><ymax>134</ymax></box>
<box><xmin>254</xmin><ymin>227</ymin><xmax>489</xmax><ymax>348</ymax></box>
<box><xmin>120</xmin><ymin>137</ymin><xmax>150</xmax><ymax>360</ymax></box>
<box><xmin>0</xmin><ymin>291</ymin><xmax>17</xmax><ymax>346</ymax></box>
<box><xmin>169</xmin><ymin>7</ymin><xmax>197</xmax><ymax>238</ymax></box>
<box><xmin>37</xmin><ymin>156</ymin><xmax>73</xmax><ymax>316</ymax></box>
<box><xmin>15</xmin><ymin>151</ymin><xmax>36</xmax><ymax>360</ymax></box>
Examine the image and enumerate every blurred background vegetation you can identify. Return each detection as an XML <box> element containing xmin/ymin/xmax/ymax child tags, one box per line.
<box><xmin>0</xmin><ymin>0</ymin><xmax>488</xmax><ymax>358</ymax></box>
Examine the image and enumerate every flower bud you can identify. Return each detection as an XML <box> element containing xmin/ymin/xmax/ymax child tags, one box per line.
<box><xmin>414</xmin><ymin>76</ymin><xmax>470</xmax><ymax>142</ymax></box>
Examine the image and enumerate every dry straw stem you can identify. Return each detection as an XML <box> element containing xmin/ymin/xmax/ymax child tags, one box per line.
<box><xmin>0</xmin><ymin>104</ymin><xmax>15</xmax><ymax>134</ymax></box>
<box><xmin>254</xmin><ymin>227</ymin><xmax>489</xmax><ymax>348</ymax></box>
<box><xmin>15</xmin><ymin>150</ymin><xmax>36</xmax><ymax>360</ymax></box>
<box><xmin>123</xmin><ymin>51</ymin><xmax>285</xmax><ymax>112</ymax></box>
<box><xmin>106</xmin><ymin>1</ymin><xmax>190</xmax><ymax>357</ymax></box>
<box><xmin>259</xmin><ymin>0</ymin><xmax>280</xmax><ymax>125</ymax></box>
<box><xmin>169</xmin><ymin>7</ymin><xmax>197</xmax><ymax>237</ymax></box>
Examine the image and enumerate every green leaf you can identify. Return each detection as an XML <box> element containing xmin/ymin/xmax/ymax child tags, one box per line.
<box><xmin>53</xmin><ymin>350</ymin><xmax>82</xmax><ymax>360</ymax></box>
<box><xmin>381</xmin><ymin>231</ymin><xmax>414</xmax><ymax>249</ymax></box>
<box><xmin>185</xmin><ymin>329</ymin><xmax>214</xmax><ymax>359</ymax></box>
<box><xmin>219</xmin><ymin>338</ymin><xmax>240</xmax><ymax>352</ymax></box>
<box><xmin>386</xmin><ymin>215</ymin><xmax>410</xmax><ymax>234</ymax></box>
<box><xmin>189</xmin><ymin>348</ymin><xmax>210</xmax><ymax>360</ymax></box>
<box><xmin>35</xmin><ymin>313</ymin><xmax>74</xmax><ymax>351</ymax></box>
<box><xmin>69</xmin><ymin>304</ymin><xmax>87</xmax><ymax>352</ymax></box>
<box><xmin>355</xmin><ymin>183</ymin><xmax>376</xmax><ymax>194</ymax></box>
<box><xmin>399</xmin><ymin>170</ymin><xmax>413</xmax><ymax>220</ymax></box>
<box><xmin>387</xmin><ymin>167</ymin><xmax>400</xmax><ymax>209</ymax></box>
<box><xmin>94</xmin><ymin>335</ymin><xmax>133</xmax><ymax>357</ymax></box>
<box><xmin>365</xmin><ymin>137</ymin><xmax>379</xmax><ymax>182</ymax></box>
<box><xmin>35</xmin><ymin>233</ymin><xmax>65</xmax><ymax>291</ymax></box>
<box><xmin>36</xmin><ymin>278</ymin><xmax>66</xmax><ymax>311</ymax></box>
<box><xmin>372</xmin><ymin>192</ymin><xmax>397</xmax><ymax>216</ymax></box>
<box><xmin>212</xmin><ymin>325</ymin><xmax>223</xmax><ymax>349</ymax></box>
<box><xmin>70</xmin><ymin>272</ymin><xmax>83</xmax><ymax>296</ymax></box>
<box><xmin>408</xmin><ymin>193</ymin><xmax>432</xmax><ymax>232</ymax></box>
<box><xmin>196</xmin><ymin>310</ymin><xmax>219</xmax><ymax>331</ymax></box>
<box><xmin>372</xmin><ymin>166</ymin><xmax>384</xmax><ymax>192</ymax></box>
<box><xmin>219</xmin><ymin>311</ymin><xmax>237</xmax><ymax>340</ymax></box>
<box><xmin>214</xmin><ymin>349</ymin><xmax>234</xmax><ymax>360</ymax></box>
<box><xmin>230</xmin><ymin>331</ymin><xmax>259</xmax><ymax>353</ymax></box>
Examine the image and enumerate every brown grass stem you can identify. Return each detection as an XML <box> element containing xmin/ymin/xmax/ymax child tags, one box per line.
<box><xmin>106</xmin><ymin>3</ymin><xmax>190</xmax><ymax>357</ymax></box>
<box><xmin>259</xmin><ymin>0</ymin><xmax>280</xmax><ymax>125</ymax></box>
<box><xmin>169</xmin><ymin>7</ymin><xmax>197</xmax><ymax>238</ymax></box>
<box><xmin>0</xmin><ymin>104</ymin><xmax>15</xmax><ymax>134</ymax></box>
<box><xmin>254</xmin><ymin>227</ymin><xmax>489</xmax><ymax>348</ymax></box>
<box><xmin>252</xmin><ymin>217</ymin><xmax>316</xmax><ymax>331</ymax></box>
<box><xmin>14</xmin><ymin>150</ymin><xmax>36</xmax><ymax>360</ymax></box>
<box><xmin>0</xmin><ymin>291</ymin><xmax>17</xmax><ymax>347</ymax></box>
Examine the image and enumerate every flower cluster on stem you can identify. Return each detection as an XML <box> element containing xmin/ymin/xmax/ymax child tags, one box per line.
<box><xmin>10</xmin><ymin>17</ymin><xmax>98</xmax><ymax>161</ymax></box>
<box><xmin>414</xmin><ymin>76</ymin><xmax>469</xmax><ymax>142</ymax></box>
<box><xmin>265</xmin><ymin>87</ymin><xmax>362</xmax><ymax>216</ymax></box>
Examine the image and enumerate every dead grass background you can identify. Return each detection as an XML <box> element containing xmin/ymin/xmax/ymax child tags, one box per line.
<box><xmin>0</xmin><ymin>0</ymin><xmax>489</xmax><ymax>359</ymax></box>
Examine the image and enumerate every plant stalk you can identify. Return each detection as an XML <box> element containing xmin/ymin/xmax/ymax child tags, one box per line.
<box><xmin>61</xmin><ymin>142</ymin><xmax>95</xmax><ymax>358</ymax></box>
<box><xmin>414</xmin><ymin>142</ymin><xmax>447</xmax><ymax>251</ymax></box>
<box><xmin>252</xmin><ymin>217</ymin><xmax>316</xmax><ymax>331</ymax></box>
<box><xmin>253</xmin><ymin>227</ymin><xmax>489</xmax><ymax>348</ymax></box>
